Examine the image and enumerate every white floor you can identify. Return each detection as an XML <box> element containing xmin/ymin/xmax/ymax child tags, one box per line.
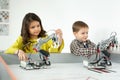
<box><xmin>9</xmin><ymin>63</ymin><xmax>120</xmax><ymax>80</ymax></box>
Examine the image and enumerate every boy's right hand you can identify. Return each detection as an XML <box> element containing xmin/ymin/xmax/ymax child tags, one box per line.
<box><xmin>15</xmin><ymin>50</ymin><xmax>28</xmax><ymax>61</ymax></box>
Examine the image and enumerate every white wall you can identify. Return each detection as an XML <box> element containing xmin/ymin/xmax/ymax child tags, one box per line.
<box><xmin>0</xmin><ymin>0</ymin><xmax>120</xmax><ymax>53</ymax></box>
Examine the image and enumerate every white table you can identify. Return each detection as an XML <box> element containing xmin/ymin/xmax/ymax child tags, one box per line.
<box><xmin>9</xmin><ymin>63</ymin><xmax>120</xmax><ymax>80</ymax></box>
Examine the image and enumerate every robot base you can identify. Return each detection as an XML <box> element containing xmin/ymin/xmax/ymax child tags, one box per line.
<box><xmin>20</xmin><ymin>60</ymin><xmax>51</xmax><ymax>70</ymax></box>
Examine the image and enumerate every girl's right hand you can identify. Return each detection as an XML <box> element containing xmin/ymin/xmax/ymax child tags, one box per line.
<box><xmin>15</xmin><ymin>50</ymin><xmax>28</xmax><ymax>61</ymax></box>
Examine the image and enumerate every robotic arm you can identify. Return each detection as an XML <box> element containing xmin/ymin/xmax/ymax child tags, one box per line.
<box><xmin>33</xmin><ymin>33</ymin><xmax>59</xmax><ymax>52</ymax></box>
<box><xmin>20</xmin><ymin>31</ymin><xmax>59</xmax><ymax>70</ymax></box>
<box><xmin>84</xmin><ymin>32</ymin><xmax>118</xmax><ymax>69</ymax></box>
<box><xmin>97</xmin><ymin>32</ymin><xmax>118</xmax><ymax>52</ymax></box>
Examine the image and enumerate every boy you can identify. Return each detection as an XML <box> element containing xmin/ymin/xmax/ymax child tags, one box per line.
<box><xmin>70</xmin><ymin>21</ymin><xmax>97</xmax><ymax>57</ymax></box>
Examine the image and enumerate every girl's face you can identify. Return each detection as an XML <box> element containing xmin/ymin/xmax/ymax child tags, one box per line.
<box><xmin>74</xmin><ymin>27</ymin><xmax>88</xmax><ymax>42</ymax></box>
<box><xmin>29</xmin><ymin>21</ymin><xmax>41</xmax><ymax>39</ymax></box>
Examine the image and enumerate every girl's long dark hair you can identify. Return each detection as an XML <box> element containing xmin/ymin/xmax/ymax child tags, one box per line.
<box><xmin>21</xmin><ymin>13</ymin><xmax>46</xmax><ymax>45</ymax></box>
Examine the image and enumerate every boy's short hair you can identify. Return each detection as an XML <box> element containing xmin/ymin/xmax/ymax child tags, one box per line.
<box><xmin>72</xmin><ymin>21</ymin><xmax>89</xmax><ymax>32</ymax></box>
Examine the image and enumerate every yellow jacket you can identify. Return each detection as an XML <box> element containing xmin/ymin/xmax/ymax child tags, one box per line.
<box><xmin>5</xmin><ymin>36</ymin><xmax>64</xmax><ymax>54</ymax></box>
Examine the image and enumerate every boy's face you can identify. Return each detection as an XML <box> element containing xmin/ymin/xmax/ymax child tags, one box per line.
<box><xmin>74</xmin><ymin>27</ymin><xmax>88</xmax><ymax>42</ymax></box>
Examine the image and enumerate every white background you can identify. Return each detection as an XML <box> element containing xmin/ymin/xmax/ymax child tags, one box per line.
<box><xmin>0</xmin><ymin>0</ymin><xmax>120</xmax><ymax>53</ymax></box>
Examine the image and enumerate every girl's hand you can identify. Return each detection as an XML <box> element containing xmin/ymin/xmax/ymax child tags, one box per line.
<box><xmin>55</xmin><ymin>29</ymin><xmax>63</xmax><ymax>44</ymax></box>
<box><xmin>15</xmin><ymin>50</ymin><xmax>28</xmax><ymax>61</ymax></box>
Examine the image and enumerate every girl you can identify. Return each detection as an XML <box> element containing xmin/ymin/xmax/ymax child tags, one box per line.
<box><xmin>5</xmin><ymin>13</ymin><xmax>64</xmax><ymax>61</ymax></box>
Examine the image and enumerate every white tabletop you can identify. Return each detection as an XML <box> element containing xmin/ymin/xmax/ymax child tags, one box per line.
<box><xmin>9</xmin><ymin>63</ymin><xmax>120</xmax><ymax>80</ymax></box>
